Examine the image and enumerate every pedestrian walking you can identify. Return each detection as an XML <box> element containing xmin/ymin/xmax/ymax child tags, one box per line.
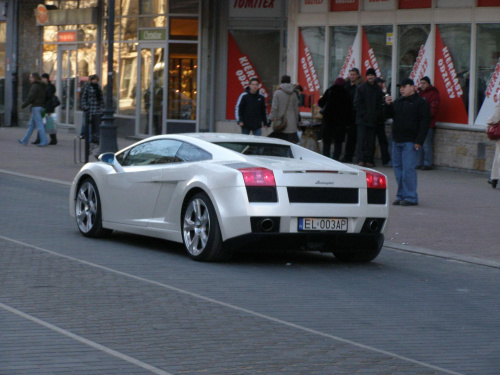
<box><xmin>32</xmin><ymin>73</ymin><xmax>59</xmax><ymax>145</ymax></box>
<box><xmin>236</xmin><ymin>77</ymin><xmax>268</xmax><ymax>136</ymax></box>
<box><xmin>353</xmin><ymin>67</ymin><xmax>385</xmax><ymax>167</ymax></box>
<box><xmin>486</xmin><ymin>100</ymin><xmax>500</xmax><ymax>189</ymax></box>
<box><xmin>269</xmin><ymin>75</ymin><xmax>300</xmax><ymax>143</ymax></box>
<box><xmin>417</xmin><ymin>76</ymin><xmax>440</xmax><ymax>170</ymax></box>
<box><xmin>18</xmin><ymin>72</ymin><xmax>48</xmax><ymax>147</ymax></box>
<box><xmin>385</xmin><ymin>78</ymin><xmax>431</xmax><ymax>206</ymax></box>
<box><xmin>318</xmin><ymin>77</ymin><xmax>352</xmax><ymax>160</ymax></box>
<box><xmin>342</xmin><ymin>67</ymin><xmax>364</xmax><ymax>163</ymax></box>
<box><xmin>80</xmin><ymin>74</ymin><xmax>104</xmax><ymax>145</ymax></box>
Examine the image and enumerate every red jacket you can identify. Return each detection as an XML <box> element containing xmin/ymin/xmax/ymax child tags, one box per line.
<box><xmin>418</xmin><ymin>85</ymin><xmax>440</xmax><ymax>128</ymax></box>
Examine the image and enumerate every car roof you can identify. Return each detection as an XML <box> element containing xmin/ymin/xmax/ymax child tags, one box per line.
<box><xmin>176</xmin><ymin>133</ymin><xmax>291</xmax><ymax>145</ymax></box>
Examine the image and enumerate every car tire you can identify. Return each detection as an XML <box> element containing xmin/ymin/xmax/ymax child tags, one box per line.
<box><xmin>75</xmin><ymin>178</ymin><xmax>112</xmax><ymax>238</ymax></box>
<box><xmin>182</xmin><ymin>192</ymin><xmax>228</xmax><ymax>262</ymax></box>
<box><xmin>332</xmin><ymin>236</ymin><xmax>383</xmax><ymax>262</ymax></box>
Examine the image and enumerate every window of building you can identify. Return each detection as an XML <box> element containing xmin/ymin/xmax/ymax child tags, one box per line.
<box><xmin>328</xmin><ymin>26</ymin><xmax>357</xmax><ymax>81</ymax></box>
<box><xmin>397</xmin><ymin>24</ymin><xmax>430</xmax><ymax>87</ymax></box>
<box><xmin>364</xmin><ymin>25</ymin><xmax>393</xmax><ymax>91</ymax></box>
<box><xmin>475</xmin><ymin>24</ymin><xmax>500</xmax><ymax>125</ymax></box>
<box><xmin>298</xmin><ymin>27</ymin><xmax>325</xmax><ymax>110</ymax></box>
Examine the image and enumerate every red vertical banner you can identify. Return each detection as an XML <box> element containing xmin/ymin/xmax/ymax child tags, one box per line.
<box><xmin>297</xmin><ymin>30</ymin><xmax>321</xmax><ymax>112</ymax></box>
<box><xmin>330</xmin><ymin>0</ymin><xmax>359</xmax><ymax>11</ymax></box>
<box><xmin>226</xmin><ymin>32</ymin><xmax>269</xmax><ymax>120</ymax></box>
<box><xmin>398</xmin><ymin>0</ymin><xmax>431</xmax><ymax>9</ymax></box>
<box><xmin>361</xmin><ymin>28</ymin><xmax>386</xmax><ymax>90</ymax></box>
<box><xmin>434</xmin><ymin>27</ymin><xmax>468</xmax><ymax>124</ymax></box>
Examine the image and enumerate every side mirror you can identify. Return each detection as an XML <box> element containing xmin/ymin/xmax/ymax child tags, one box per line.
<box><xmin>99</xmin><ymin>152</ymin><xmax>124</xmax><ymax>173</ymax></box>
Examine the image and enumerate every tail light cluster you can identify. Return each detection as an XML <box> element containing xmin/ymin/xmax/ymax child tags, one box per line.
<box><xmin>239</xmin><ymin>167</ymin><xmax>276</xmax><ymax>187</ymax></box>
<box><xmin>364</xmin><ymin>170</ymin><xmax>387</xmax><ymax>189</ymax></box>
<box><xmin>239</xmin><ymin>167</ymin><xmax>277</xmax><ymax>202</ymax></box>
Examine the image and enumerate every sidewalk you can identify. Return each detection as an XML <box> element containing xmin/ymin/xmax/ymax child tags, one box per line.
<box><xmin>1</xmin><ymin>126</ymin><xmax>499</xmax><ymax>265</ymax></box>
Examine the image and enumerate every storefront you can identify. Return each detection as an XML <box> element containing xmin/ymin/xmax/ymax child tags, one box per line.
<box><xmin>289</xmin><ymin>0</ymin><xmax>500</xmax><ymax>170</ymax></box>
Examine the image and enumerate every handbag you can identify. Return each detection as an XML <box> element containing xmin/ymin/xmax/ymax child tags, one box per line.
<box><xmin>272</xmin><ymin>92</ymin><xmax>293</xmax><ymax>132</ymax></box>
<box><xmin>52</xmin><ymin>95</ymin><xmax>61</xmax><ymax>108</ymax></box>
<box><xmin>486</xmin><ymin>122</ymin><xmax>500</xmax><ymax>141</ymax></box>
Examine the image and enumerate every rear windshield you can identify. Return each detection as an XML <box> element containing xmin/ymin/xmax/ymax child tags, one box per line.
<box><xmin>214</xmin><ymin>142</ymin><xmax>293</xmax><ymax>158</ymax></box>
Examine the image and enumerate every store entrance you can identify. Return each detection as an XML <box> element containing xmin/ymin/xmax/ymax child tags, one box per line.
<box><xmin>56</xmin><ymin>44</ymin><xmax>78</xmax><ymax>128</ymax></box>
<box><xmin>136</xmin><ymin>44</ymin><xmax>165</xmax><ymax>136</ymax></box>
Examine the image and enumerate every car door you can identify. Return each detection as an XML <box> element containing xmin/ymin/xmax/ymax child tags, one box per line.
<box><xmin>105</xmin><ymin>139</ymin><xmax>182</xmax><ymax>227</ymax></box>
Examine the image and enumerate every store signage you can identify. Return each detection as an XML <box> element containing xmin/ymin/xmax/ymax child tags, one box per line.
<box><xmin>339</xmin><ymin>31</ymin><xmax>361</xmax><ymax>79</ymax></box>
<box><xmin>398</xmin><ymin>0</ymin><xmax>431</xmax><ymax>9</ymax></box>
<box><xmin>35</xmin><ymin>4</ymin><xmax>49</xmax><ymax>26</ymax></box>
<box><xmin>139</xmin><ymin>29</ymin><xmax>166</xmax><ymax>41</ymax></box>
<box><xmin>434</xmin><ymin>27</ymin><xmax>468</xmax><ymax>124</ymax></box>
<box><xmin>477</xmin><ymin>0</ymin><xmax>500</xmax><ymax>6</ymax></box>
<box><xmin>226</xmin><ymin>32</ymin><xmax>270</xmax><ymax>119</ymax></box>
<box><xmin>330</xmin><ymin>0</ymin><xmax>359</xmax><ymax>11</ymax></box>
<box><xmin>297</xmin><ymin>30</ymin><xmax>321</xmax><ymax>112</ymax></box>
<box><xmin>475</xmin><ymin>58</ymin><xmax>500</xmax><ymax>125</ymax></box>
<box><xmin>58</xmin><ymin>31</ymin><xmax>77</xmax><ymax>43</ymax></box>
<box><xmin>364</xmin><ymin>0</ymin><xmax>395</xmax><ymax>11</ymax></box>
<box><xmin>300</xmin><ymin>0</ymin><xmax>328</xmax><ymax>13</ymax></box>
<box><xmin>229</xmin><ymin>0</ymin><xmax>281</xmax><ymax>18</ymax></box>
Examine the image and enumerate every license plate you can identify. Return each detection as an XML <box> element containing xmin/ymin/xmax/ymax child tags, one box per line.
<box><xmin>298</xmin><ymin>218</ymin><xmax>348</xmax><ymax>231</ymax></box>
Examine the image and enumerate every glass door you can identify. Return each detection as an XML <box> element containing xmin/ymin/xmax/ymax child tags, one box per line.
<box><xmin>136</xmin><ymin>45</ymin><xmax>165</xmax><ymax>136</ymax></box>
<box><xmin>56</xmin><ymin>45</ymin><xmax>78</xmax><ymax>128</ymax></box>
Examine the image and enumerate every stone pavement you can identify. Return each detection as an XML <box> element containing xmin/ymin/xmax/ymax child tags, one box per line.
<box><xmin>1</xmin><ymin>126</ymin><xmax>498</xmax><ymax>265</ymax></box>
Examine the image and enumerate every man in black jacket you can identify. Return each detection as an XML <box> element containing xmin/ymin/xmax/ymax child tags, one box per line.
<box><xmin>236</xmin><ymin>78</ymin><xmax>268</xmax><ymax>136</ymax></box>
<box><xmin>342</xmin><ymin>67</ymin><xmax>363</xmax><ymax>163</ymax></box>
<box><xmin>385</xmin><ymin>78</ymin><xmax>431</xmax><ymax>206</ymax></box>
<box><xmin>353</xmin><ymin>68</ymin><xmax>384</xmax><ymax>167</ymax></box>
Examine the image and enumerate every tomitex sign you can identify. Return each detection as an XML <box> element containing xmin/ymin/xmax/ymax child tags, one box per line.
<box><xmin>229</xmin><ymin>0</ymin><xmax>281</xmax><ymax>17</ymax></box>
<box><xmin>139</xmin><ymin>29</ymin><xmax>166</xmax><ymax>41</ymax></box>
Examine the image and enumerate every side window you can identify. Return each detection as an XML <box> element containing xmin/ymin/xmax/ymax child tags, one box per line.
<box><xmin>175</xmin><ymin>142</ymin><xmax>212</xmax><ymax>162</ymax></box>
<box><xmin>121</xmin><ymin>140</ymin><xmax>182</xmax><ymax>166</ymax></box>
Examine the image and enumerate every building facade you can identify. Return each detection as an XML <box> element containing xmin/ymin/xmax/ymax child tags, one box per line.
<box><xmin>2</xmin><ymin>0</ymin><xmax>500</xmax><ymax>172</ymax></box>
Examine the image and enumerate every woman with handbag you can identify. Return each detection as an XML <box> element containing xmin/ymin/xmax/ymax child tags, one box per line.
<box><xmin>486</xmin><ymin>100</ymin><xmax>500</xmax><ymax>188</ymax></box>
<box><xmin>268</xmin><ymin>75</ymin><xmax>300</xmax><ymax>143</ymax></box>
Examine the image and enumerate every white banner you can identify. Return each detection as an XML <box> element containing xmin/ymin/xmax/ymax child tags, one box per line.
<box><xmin>409</xmin><ymin>33</ymin><xmax>433</xmax><ymax>88</ymax></box>
<box><xmin>475</xmin><ymin>58</ymin><xmax>500</xmax><ymax>126</ymax></box>
<box><xmin>339</xmin><ymin>31</ymin><xmax>361</xmax><ymax>79</ymax></box>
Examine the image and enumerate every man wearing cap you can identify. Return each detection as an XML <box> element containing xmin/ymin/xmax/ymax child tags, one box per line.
<box><xmin>385</xmin><ymin>78</ymin><xmax>431</xmax><ymax>206</ymax></box>
<box><xmin>417</xmin><ymin>76</ymin><xmax>440</xmax><ymax>170</ymax></box>
<box><xmin>353</xmin><ymin>67</ymin><xmax>385</xmax><ymax>167</ymax></box>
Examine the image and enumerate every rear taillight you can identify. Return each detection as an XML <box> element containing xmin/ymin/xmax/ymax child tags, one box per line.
<box><xmin>364</xmin><ymin>170</ymin><xmax>386</xmax><ymax>189</ymax></box>
<box><xmin>239</xmin><ymin>168</ymin><xmax>276</xmax><ymax>187</ymax></box>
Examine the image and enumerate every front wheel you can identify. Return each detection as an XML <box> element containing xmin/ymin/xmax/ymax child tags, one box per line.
<box><xmin>182</xmin><ymin>192</ymin><xmax>228</xmax><ymax>262</ymax></box>
<box><xmin>75</xmin><ymin>178</ymin><xmax>111</xmax><ymax>238</ymax></box>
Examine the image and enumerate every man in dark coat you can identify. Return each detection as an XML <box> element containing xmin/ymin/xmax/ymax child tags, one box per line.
<box><xmin>318</xmin><ymin>77</ymin><xmax>352</xmax><ymax>160</ymax></box>
<box><xmin>33</xmin><ymin>73</ymin><xmax>58</xmax><ymax>145</ymax></box>
<box><xmin>353</xmin><ymin>68</ymin><xmax>385</xmax><ymax>167</ymax></box>
<box><xmin>385</xmin><ymin>78</ymin><xmax>431</xmax><ymax>206</ymax></box>
<box><xmin>18</xmin><ymin>72</ymin><xmax>48</xmax><ymax>147</ymax></box>
<box><xmin>81</xmin><ymin>74</ymin><xmax>104</xmax><ymax>144</ymax></box>
<box><xmin>342</xmin><ymin>67</ymin><xmax>364</xmax><ymax>163</ymax></box>
<box><xmin>417</xmin><ymin>76</ymin><xmax>440</xmax><ymax>170</ymax></box>
<box><xmin>236</xmin><ymin>78</ymin><xmax>268</xmax><ymax>136</ymax></box>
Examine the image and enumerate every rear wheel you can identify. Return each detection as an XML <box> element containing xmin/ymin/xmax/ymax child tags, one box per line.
<box><xmin>75</xmin><ymin>178</ymin><xmax>111</xmax><ymax>238</ymax></box>
<box><xmin>182</xmin><ymin>192</ymin><xmax>229</xmax><ymax>262</ymax></box>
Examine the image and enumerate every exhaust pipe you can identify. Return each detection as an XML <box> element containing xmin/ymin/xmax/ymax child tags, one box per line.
<box><xmin>260</xmin><ymin>218</ymin><xmax>275</xmax><ymax>232</ymax></box>
<box><xmin>369</xmin><ymin>220</ymin><xmax>379</xmax><ymax>232</ymax></box>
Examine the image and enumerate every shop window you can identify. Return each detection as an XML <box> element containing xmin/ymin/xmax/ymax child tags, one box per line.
<box><xmin>43</xmin><ymin>26</ymin><xmax>59</xmax><ymax>43</ymax></box>
<box><xmin>397</xmin><ymin>24</ymin><xmax>430</xmax><ymax>85</ymax></box>
<box><xmin>328</xmin><ymin>26</ymin><xmax>357</xmax><ymax>81</ymax></box>
<box><xmin>120</xmin><ymin>17</ymin><xmax>138</xmax><ymax>40</ymax></box>
<box><xmin>169</xmin><ymin>18</ymin><xmax>198</xmax><ymax>41</ymax></box>
<box><xmin>140</xmin><ymin>0</ymin><xmax>167</xmax><ymax>14</ymax></box>
<box><xmin>120</xmin><ymin>0</ymin><xmax>139</xmax><ymax>16</ymax></box>
<box><xmin>364</xmin><ymin>25</ymin><xmax>393</xmax><ymax>91</ymax></box>
<box><xmin>170</xmin><ymin>0</ymin><xmax>199</xmax><ymax>14</ymax></box>
<box><xmin>475</xmin><ymin>24</ymin><xmax>500</xmax><ymax>125</ymax></box>
<box><xmin>139</xmin><ymin>16</ymin><xmax>166</xmax><ymax>28</ymax></box>
<box><xmin>42</xmin><ymin>44</ymin><xmax>58</xmax><ymax>80</ymax></box>
<box><xmin>0</xmin><ymin>22</ymin><xmax>5</xmax><ymax>117</ymax></box>
<box><xmin>168</xmin><ymin>43</ymin><xmax>197</xmax><ymax>120</ymax></box>
<box><xmin>119</xmin><ymin>43</ymin><xmax>138</xmax><ymax>116</ymax></box>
